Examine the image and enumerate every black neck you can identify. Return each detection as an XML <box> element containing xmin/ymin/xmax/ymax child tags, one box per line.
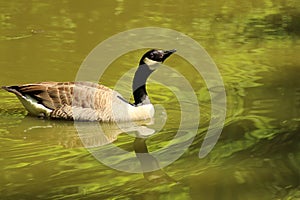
<box><xmin>132</xmin><ymin>61</ymin><xmax>154</xmax><ymax>106</ymax></box>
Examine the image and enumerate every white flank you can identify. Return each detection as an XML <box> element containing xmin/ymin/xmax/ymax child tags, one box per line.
<box><xmin>127</xmin><ymin>104</ymin><xmax>155</xmax><ymax>121</ymax></box>
<box><xmin>17</xmin><ymin>95</ymin><xmax>52</xmax><ymax>117</ymax></box>
<box><xmin>110</xmin><ymin>92</ymin><xmax>155</xmax><ymax>122</ymax></box>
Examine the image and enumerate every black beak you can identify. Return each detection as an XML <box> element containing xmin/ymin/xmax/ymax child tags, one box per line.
<box><xmin>162</xmin><ymin>49</ymin><xmax>176</xmax><ymax>62</ymax></box>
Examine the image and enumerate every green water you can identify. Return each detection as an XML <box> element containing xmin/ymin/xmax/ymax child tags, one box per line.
<box><xmin>1</xmin><ymin>0</ymin><xmax>300</xmax><ymax>199</ymax></box>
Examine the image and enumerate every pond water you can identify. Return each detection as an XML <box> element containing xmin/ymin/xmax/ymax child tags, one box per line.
<box><xmin>1</xmin><ymin>0</ymin><xmax>300</xmax><ymax>199</ymax></box>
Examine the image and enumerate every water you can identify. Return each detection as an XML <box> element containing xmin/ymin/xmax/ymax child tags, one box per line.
<box><xmin>1</xmin><ymin>0</ymin><xmax>300</xmax><ymax>199</ymax></box>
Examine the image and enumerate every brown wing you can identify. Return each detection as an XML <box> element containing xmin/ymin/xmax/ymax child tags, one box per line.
<box><xmin>2</xmin><ymin>81</ymin><xmax>113</xmax><ymax>110</ymax></box>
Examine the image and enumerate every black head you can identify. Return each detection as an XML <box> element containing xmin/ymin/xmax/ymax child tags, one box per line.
<box><xmin>139</xmin><ymin>49</ymin><xmax>176</xmax><ymax>67</ymax></box>
<box><xmin>133</xmin><ymin>49</ymin><xmax>176</xmax><ymax>105</ymax></box>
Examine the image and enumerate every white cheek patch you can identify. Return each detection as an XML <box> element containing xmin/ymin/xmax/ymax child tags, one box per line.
<box><xmin>143</xmin><ymin>57</ymin><xmax>161</xmax><ymax>70</ymax></box>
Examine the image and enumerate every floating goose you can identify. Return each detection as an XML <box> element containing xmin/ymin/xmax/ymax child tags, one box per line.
<box><xmin>2</xmin><ymin>49</ymin><xmax>176</xmax><ymax>122</ymax></box>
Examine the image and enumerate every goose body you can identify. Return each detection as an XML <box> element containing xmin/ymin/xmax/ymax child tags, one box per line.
<box><xmin>2</xmin><ymin>49</ymin><xmax>176</xmax><ymax>122</ymax></box>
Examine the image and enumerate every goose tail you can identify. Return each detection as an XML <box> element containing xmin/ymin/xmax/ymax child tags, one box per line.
<box><xmin>2</xmin><ymin>85</ymin><xmax>23</xmax><ymax>97</ymax></box>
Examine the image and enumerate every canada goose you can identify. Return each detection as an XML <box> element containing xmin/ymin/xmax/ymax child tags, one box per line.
<box><xmin>2</xmin><ymin>49</ymin><xmax>176</xmax><ymax>122</ymax></box>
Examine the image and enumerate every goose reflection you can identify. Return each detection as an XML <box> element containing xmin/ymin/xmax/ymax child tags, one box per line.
<box><xmin>76</xmin><ymin>119</ymin><xmax>177</xmax><ymax>183</ymax></box>
<box><xmin>133</xmin><ymin>137</ymin><xmax>177</xmax><ymax>183</ymax></box>
<box><xmin>11</xmin><ymin>113</ymin><xmax>176</xmax><ymax>183</ymax></box>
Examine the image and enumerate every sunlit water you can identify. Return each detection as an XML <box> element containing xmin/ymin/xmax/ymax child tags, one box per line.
<box><xmin>1</xmin><ymin>0</ymin><xmax>300</xmax><ymax>199</ymax></box>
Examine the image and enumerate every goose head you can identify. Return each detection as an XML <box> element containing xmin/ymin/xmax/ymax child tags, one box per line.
<box><xmin>133</xmin><ymin>49</ymin><xmax>176</xmax><ymax>106</ymax></box>
<box><xmin>139</xmin><ymin>49</ymin><xmax>176</xmax><ymax>70</ymax></box>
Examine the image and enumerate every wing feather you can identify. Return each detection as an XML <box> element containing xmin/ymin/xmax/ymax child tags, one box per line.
<box><xmin>3</xmin><ymin>82</ymin><xmax>114</xmax><ymax>111</ymax></box>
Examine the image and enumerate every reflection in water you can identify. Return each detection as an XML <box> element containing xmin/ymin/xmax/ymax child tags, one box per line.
<box><xmin>133</xmin><ymin>138</ymin><xmax>177</xmax><ymax>183</ymax></box>
<box><xmin>75</xmin><ymin>118</ymin><xmax>178</xmax><ymax>183</ymax></box>
<box><xmin>6</xmin><ymin>114</ymin><xmax>177</xmax><ymax>183</ymax></box>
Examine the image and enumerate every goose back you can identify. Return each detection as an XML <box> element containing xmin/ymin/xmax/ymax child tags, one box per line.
<box><xmin>3</xmin><ymin>82</ymin><xmax>154</xmax><ymax>121</ymax></box>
